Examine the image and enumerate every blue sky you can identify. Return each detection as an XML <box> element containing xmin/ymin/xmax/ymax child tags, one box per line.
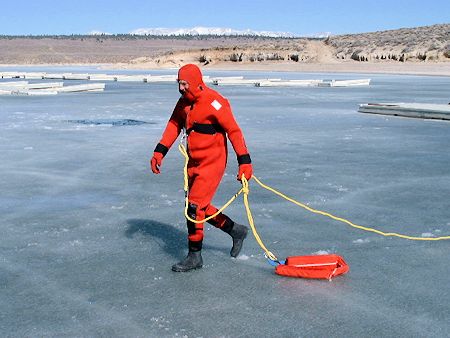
<box><xmin>1</xmin><ymin>0</ymin><xmax>449</xmax><ymax>36</ymax></box>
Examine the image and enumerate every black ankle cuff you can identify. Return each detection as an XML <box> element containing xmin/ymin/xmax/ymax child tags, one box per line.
<box><xmin>221</xmin><ymin>218</ymin><xmax>234</xmax><ymax>234</ymax></box>
<box><xmin>189</xmin><ymin>240</ymin><xmax>202</xmax><ymax>252</ymax></box>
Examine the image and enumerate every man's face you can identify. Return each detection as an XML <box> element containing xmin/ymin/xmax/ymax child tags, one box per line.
<box><xmin>178</xmin><ymin>80</ymin><xmax>189</xmax><ymax>96</ymax></box>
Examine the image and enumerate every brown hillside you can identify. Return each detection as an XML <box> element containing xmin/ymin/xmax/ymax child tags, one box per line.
<box><xmin>328</xmin><ymin>23</ymin><xmax>450</xmax><ymax>62</ymax></box>
<box><xmin>0</xmin><ymin>24</ymin><xmax>449</xmax><ymax>67</ymax></box>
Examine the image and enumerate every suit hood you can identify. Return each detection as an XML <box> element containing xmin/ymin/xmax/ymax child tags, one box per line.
<box><xmin>178</xmin><ymin>64</ymin><xmax>206</xmax><ymax>102</ymax></box>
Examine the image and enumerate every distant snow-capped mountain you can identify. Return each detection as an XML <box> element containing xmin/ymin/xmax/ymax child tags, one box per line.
<box><xmin>88</xmin><ymin>30</ymin><xmax>112</xmax><ymax>35</ymax></box>
<box><xmin>304</xmin><ymin>32</ymin><xmax>332</xmax><ymax>38</ymax></box>
<box><xmin>129</xmin><ymin>26</ymin><xmax>295</xmax><ymax>38</ymax></box>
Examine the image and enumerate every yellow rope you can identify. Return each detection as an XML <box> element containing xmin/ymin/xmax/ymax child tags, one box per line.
<box><xmin>178</xmin><ymin>143</ymin><xmax>243</xmax><ymax>224</ymax></box>
<box><xmin>252</xmin><ymin>176</ymin><xmax>450</xmax><ymax>241</ymax></box>
<box><xmin>178</xmin><ymin>142</ymin><xmax>277</xmax><ymax>259</ymax></box>
<box><xmin>178</xmin><ymin>142</ymin><xmax>450</xmax><ymax>257</ymax></box>
<box><xmin>241</xmin><ymin>176</ymin><xmax>278</xmax><ymax>261</ymax></box>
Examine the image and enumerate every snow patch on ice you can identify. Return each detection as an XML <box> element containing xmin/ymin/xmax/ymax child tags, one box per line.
<box><xmin>353</xmin><ymin>238</ymin><xmax>371</xmax><ymax>244</ymax></box>
<box><xmin>327</xmin><ymin>182</ymin><xmax>349</xmax><ymax>192</ymax></box>
<box><xmin>69</xmin><ymin>240</ymin><xmax>82</xmax><ymax>246</ymax></box>
<box><xmin>421</xmin><ymin>232</ymin><xmax>435</xmax><ymax>238</ymax></box>
<box><xmin>312</xmin><ymin>250</ymin><xmax>330</xmax><ymax>255</ymax></box>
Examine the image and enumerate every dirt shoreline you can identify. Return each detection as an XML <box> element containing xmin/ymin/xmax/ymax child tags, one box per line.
<box><xmin>202</xmin><ymin>61</ymin><xmax>450</xmax><ymax>77</ymax></box>
<box><xmin>1</xmin><ymin>61</ymin><xmax>450</xmax><ymax>77</ymax></box>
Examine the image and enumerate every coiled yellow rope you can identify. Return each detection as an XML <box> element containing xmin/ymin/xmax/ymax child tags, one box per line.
<box><xmin>179</xmin><ymin>143</ymin><xmax>277</xmax><ymax>260</ymax></box>
<box><xmin>178</xmin><ymin>143</ymin><xmax>450</xmax><ymax>251</ymax></box>
<box><xmin>178</xmin><ymin>143</ymin><xmax>243</xmax><ymax>224</ymax></box>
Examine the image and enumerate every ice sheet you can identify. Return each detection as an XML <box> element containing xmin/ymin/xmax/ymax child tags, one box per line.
<box><xmin>1</xmin><ymin>70</ymin><xmax>449</xmax><ymax>337</ymax></box>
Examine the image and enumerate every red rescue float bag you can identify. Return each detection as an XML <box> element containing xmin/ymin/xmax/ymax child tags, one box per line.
<box><xmin>275</xmin><ymin>254</ymin><xmax>349</xmax><ymax>280</ymax></box>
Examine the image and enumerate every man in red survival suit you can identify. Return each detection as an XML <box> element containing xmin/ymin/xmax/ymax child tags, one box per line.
<box><xmin>150</xmin><ymin>64</ymin><xmax>253</xmax><ymax>272</ymax></box>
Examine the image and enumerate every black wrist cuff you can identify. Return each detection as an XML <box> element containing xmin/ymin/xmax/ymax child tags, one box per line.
<box><xmin>237</xmin><ymin>154</ymin><xmax>251</xmax><ymax>165</ymax></box>
<box><xmin>154</xmin><ymin>143</ymin><xmax>169</xmax><ymax>156</ymax></box>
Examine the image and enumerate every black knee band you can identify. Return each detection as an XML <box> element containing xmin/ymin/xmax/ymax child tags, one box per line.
<box><xmin>187</xmin><ymin>203</ymin><xmax>198</xmax><ymax>235</ymax></box>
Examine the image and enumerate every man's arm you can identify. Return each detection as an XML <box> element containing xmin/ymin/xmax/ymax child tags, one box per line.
<box><xmin>215</xmin><ymin>99</ymin><xmax>253</xmax><ymax>180</ymax></box>
<box><xmin>151</xmin><ymin>99</ymin><xmax>186</xmax><ymax>174</ymax></box>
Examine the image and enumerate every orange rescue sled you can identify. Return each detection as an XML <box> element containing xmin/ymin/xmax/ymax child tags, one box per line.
<box><xmin>275</xmin><ymin>254</ymin><xmax>349</xmax><ymax>280</ymax></box>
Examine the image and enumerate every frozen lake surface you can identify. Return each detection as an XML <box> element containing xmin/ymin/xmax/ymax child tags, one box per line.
<box><xmin>1</xmin><ymin>68</ymin><xmax>449</xmax><ymax>337</ymax></box>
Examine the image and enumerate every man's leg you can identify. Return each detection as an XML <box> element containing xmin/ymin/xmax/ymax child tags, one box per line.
<box><xmin>172</xmin><ymin>202</ymin><xmax>204</xmax><ymax>272</ymax></box>
<box><xmin>205</xmin><ymin>205</ymin><xmax>249</xmax><ymax>258</ymax></box>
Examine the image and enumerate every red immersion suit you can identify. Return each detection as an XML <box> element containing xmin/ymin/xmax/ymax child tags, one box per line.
<box><xmin>152</xmin><ymin>64</ymin><xmax>252</xmax><ymax>251</ymax></box>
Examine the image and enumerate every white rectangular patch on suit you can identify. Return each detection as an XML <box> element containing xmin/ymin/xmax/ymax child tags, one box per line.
<box><xmin>211</xmin><ymin>100</ymin><xmax>222</xmax><ymax>111</ymax></box>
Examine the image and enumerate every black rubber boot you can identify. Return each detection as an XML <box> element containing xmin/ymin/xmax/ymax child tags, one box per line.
<box><xmin>228</xmin><ymin>223</ymin><xmax>249</xmax><ymax>258</ymax></box>
<box><xmin>172</xmin><ymin>251</ymin><xmax>203</xmax><ymax>272</ymax></box>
